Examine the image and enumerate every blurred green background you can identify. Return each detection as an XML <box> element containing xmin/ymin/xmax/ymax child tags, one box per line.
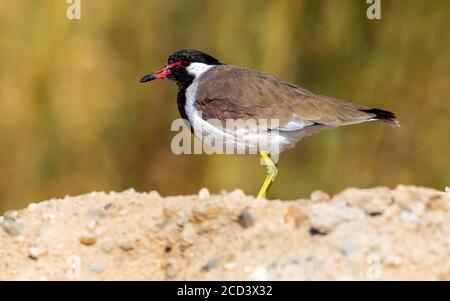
<box><xmin>0</xmin><ymin>0</ymin><xmax>449</xmax><ymax>212</ymax></box>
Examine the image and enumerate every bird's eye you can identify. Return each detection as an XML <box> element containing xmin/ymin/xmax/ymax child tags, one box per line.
<box><xmin>179</xmin><ymin>61</ymin><xmax>191</xmax><ymax>67</ymax></box>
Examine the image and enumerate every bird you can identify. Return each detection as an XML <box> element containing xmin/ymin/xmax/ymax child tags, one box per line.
<box><xmin>140</xmin><ymin>49</ymin><xmax>399</xmax><ymax>199</ymax></box>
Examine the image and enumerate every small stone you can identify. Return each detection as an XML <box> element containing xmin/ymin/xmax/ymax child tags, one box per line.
<box><xmin>27</xmin><ymin>203</ymin><xmax>39</xmax><ymax>211</ymax></box>
<box><xmin>89</xmin><ymin>263</ymin><xmax>106</xmax><ymax>274</ymax></box>
<box><xmin>80</xmin><ymin>236</ymin><xmax>97</xmax><ymax>246</ymax></box>
<box><xmin>90</xmin><ymin>208</ymin><xmax>106</xmax><ymax>218</ymax></box>
<box><xmin>119</xmin><ymin>240</ymin><xmax>134</xmax><ymax>251</ymax></box>
<box><xmin>284</xmin><ymin>204</ymin><xmax>307</xmax><ymax>227</ymax></box>
<box><xmin>165</xmin><ymin>268</ymin><xmax>177</xmax><ymax>279</ymax></box>
<box><xmin>87</xmin><ymin>220</ymin><xmax>97</xmax><ymax>231</ymax></box>
<box><xmin>2</xmin><ymin>220</ymin><xmax>24</xmax><ymax>236</ymax></box>
<box><xmin>4</xmin><ymin>210</ymin><xmax>19</xmax><ymax>220</ymax></box>
<box><xmin>384</xmin><ymin>255</ymin><xmax>402</xmax><ymax>267</ymax></box>
<box><xmin>247</xmin><ymin>266</ymin><xmax>271</xmax><ymax>281</ymax></box>
<box><xmin>42</xmin><ymin>212</ymin><xmax>55</xmax><ymax>221</ymax></box>
<box><xmin>121</xmin><ymin>188</ymin><xmax>136</xmax><ymax>194</ymax></box>
<box><xmin>400</xmin><ymin>211</ymin><xmax>421</xmax><ymax>226</ymax></box>
<box><xmin>334</xmin><ymin>187</ymin><xmax>392</xmax><ymax>215</ymax></box>
<box><xmin>201</xmin><ymin>260</ymin><xmax>217</xmax><ymax>272</ymax></box>
<box><xmin>296</xmin><ymin>251</ymin><xmax>312</xmax><ymax>263</ymax></box>
<box><xmin>100</xmin><ymin>239</ymin><xmax>115</xmax><ymax>253</ymax></box>
<box><xmin>104</xmin><ymin>203</ymin><xmax>114</xmax><ymax>210</ymax></box>
<box><xmin>35</xmin><ymin>262</ymin><xmax>44</xmax><ymax>269</ymax></box>
<box><xmin>339</xmin><ymin>238</ymin><xmax>354</xmax><ymax>256</ymax></box>
<box><xmin>198</xmin><ymin>188</ymin><xmax>210</xmax><ymax>200</ymax></box>
<box><xmin>181</xmin><ymin>223</ymin><xmax>197</xmax><ymax>243</ymax></box>
<box><xmin>237</xmin><ymin>210</ymin><xmax>254</xmax><ymax>228</ymax></box>
<box><xmin>381</xmin><ymin>204</ymin><xmax>402</xmax><ymax>222</ymax></box>
<box><xmin>224</xmin><ymin>262</ymin><xmax>236</xmax><ymax>270</ymax></box>
<box><xmin>14</xmin><ymin>236</ymin><xmax>24</xmax><ymax>243</ymax></box>
<box><xmin>148</xmin><ymin>190</ymin><xmax>161</xmax><ymax>198</ymax></box>
<box><xmin>308</xmin><ymin>203</ymin><xmax>365</xmax><ymax>234</ymax></box>
<box><xmin>228</xmin><ymin>189</ymin><xmax>246</xmax><ymax>200</ymax></box>
<box><xmin>394</xmin><ymin>185</ymin><xmax>442</xmax><ymax>208</ymax></box>
<box><xmin>310</xmin><ymin>190</ymin><xmax>330</xmax><ymax>203</ymax></box>
<box><xmin>427</xmin><ymin>194</ymin><xmax>449</xmax><ymax>211</ymax></box>
<box><xmin>407</xmin><ymin>202</ymin><xmax>426</xmax><ymax>217</ymax></box>
<box><xmin>28</xmin><ymin>247</ymin><xmax>47</xmax><ymax>260</ymax></box>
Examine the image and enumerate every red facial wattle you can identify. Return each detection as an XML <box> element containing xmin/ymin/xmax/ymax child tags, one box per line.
<box><xmin>140</xmin><ymin>61</ymin><xmax>188</xmax><ymax>83</ymax></box>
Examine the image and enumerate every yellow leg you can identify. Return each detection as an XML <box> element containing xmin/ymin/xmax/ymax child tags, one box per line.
<box><xmin>256</xmin><ymin>152</ymin><xmax>278</xmax><ymax>199</ymax></box>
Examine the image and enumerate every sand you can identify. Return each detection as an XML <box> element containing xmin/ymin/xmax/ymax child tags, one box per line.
<box><xmin>1</xmin><ymin>185</ymin><xmax>449</xmax><ymax>280</ymax></box>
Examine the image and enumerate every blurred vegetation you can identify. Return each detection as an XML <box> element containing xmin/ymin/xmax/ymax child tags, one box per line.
<box><xmin>0</xmin><ymin>0</ymin><xmax>449</xmax><ymax>211</ymax></box>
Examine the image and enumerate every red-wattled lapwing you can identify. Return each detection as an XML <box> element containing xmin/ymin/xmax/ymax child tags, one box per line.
<box><xmin>140</xmin><ymin>49</ymin><xmax>399</xmax><ymax>199</ymax></box>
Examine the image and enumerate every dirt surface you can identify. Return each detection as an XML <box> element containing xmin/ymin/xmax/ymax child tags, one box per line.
<box><xmin>1</xmin><ymin>185</ymin><xmax>450</xmax><ymax>280</ymax></box>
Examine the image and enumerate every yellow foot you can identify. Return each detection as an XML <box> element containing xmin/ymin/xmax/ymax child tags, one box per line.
<box><xmin>256</xmin><ymin>152</ymin><xmax>278</xmax><ymax>199</ymax></box>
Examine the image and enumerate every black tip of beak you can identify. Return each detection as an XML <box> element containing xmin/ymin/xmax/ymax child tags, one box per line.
<box><xmin>140</xmin><ymin>74</ymin><xmax>155</xmax><ymax>83</ymax></box>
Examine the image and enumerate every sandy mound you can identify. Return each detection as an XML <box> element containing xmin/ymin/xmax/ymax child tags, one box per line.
<box><xmin>1</xmin><ymin>185</ymin><xmax>449</xmax><ymax>280</ymax></box>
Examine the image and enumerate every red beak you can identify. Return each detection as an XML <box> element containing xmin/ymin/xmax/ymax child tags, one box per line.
<box><xmin>140</xmin><ymin>62</ymin><xmax>182</xmax><ymax>83</ymax></box>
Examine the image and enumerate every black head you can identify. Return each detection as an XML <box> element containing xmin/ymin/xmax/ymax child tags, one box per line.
<box><xmin>140</xmin><ymin>49</ymin><xmax>222</xmax><ymax>88</ymax></box>
<box><xmin>167</xmin><ymin>49</ymin><xmax>221</xmax><ymax>66</ymax></box>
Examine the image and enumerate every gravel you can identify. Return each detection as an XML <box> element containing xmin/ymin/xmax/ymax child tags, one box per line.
<box><xmin>0</xmin><ymin>185</ymin><xmax>449</xmax><ymax>280</ymax></box>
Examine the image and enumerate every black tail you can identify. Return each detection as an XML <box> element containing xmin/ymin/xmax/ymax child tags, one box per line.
<box><xmin>361</xmin><ymin>108</ymin><xmax>400</xmax><ymax>127</ymax></box>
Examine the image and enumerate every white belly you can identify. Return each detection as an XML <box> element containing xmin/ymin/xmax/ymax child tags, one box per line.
<box><xmin>184</xmin><ymin>77</ymin><xmax>289</xmax><ymax>155</ymax></box>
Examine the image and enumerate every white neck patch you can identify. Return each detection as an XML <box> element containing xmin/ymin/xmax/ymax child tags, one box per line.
<box><xmin>186</xmin><ymin>62</ymin><xmax>215</xmax><ymax>78</ymax></box>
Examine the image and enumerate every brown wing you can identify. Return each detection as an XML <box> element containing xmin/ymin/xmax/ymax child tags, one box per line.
<box><xmin>194</xmin><ymin>65</ymin><xmax>379</xmax><ymax>130</ymax></box>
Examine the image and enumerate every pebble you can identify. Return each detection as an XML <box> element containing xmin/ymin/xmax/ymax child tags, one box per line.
<box><xmin>224</xmin><ymin>262</ymin><xmax>236</xmax><ymax>270</ymax></box>
<box><xmin>89</xmin><ymin>263</ymin><xmax>106</xmax><ymax>274</ymax></box>
<box><xmin>14</xmin><ymin>236</ymin><xmax>24</xmax><ymax>243</ymax></box>
<box><xmin>406</xmin><ymin>202</ymin><xmax>426</xmax><ymax>217</ymax></box>
<box><xmin>198</xmin><ymin>188</ymin><xmax>210</xmax><ymax>200</ymax></box>
<box><xmin>308</xmin><ymin>203</ymin><xmax>365</xmax><ymax>234</ymax></box>
<box><xmin>237</xmin><ymin>210</ymin><xmax>254</xmax><ymax>228</ymax></box>
<box><xmin>104</xmin><ymin>203</ymin><xmax>115</xmax><ymax>211</ymax></box>
<box><xmin>384</xmin><ymin>255</ymin><xmax>403</xmax><ymax>267</ymax></box>
<box><xmin>310</xmin><ymin>190</ymin><xmax>330</xmax><ymax>203</ymax></box>
<box><xmin>228</xmin><ymin>189</ymin><xmax>246</xmax><ymax>200</ymax></box>
<box><xmin>394</xmin><ymin>185</ymin><xmax>441</xmax><ymax>208</ymax></box>
<box><xmin>400</xmin><ymin>211</ymin><xmax>421</xmax><ymax>226</ymax></box>
<box><xmin>100</xmin><ymin>239</ymin><xmax>115</xmax><ymax>253</ymax></box>
<box><xmin>381</xmin><ymin>204</ymin><xmax>402</xmax><ymax>222</ymax></box>
<box><xmin>284</xmin><ymin>204</ymin><xmax>307</xmax><ymax>227</ymax></box>
<box><xmin>181</xmin><ymin>223</ymin><xmax>197</xmax><ymax>243</ymax></box>
<box><xmin>165</xmin><ymin>268</ymin><xmax>177</xmax><ymax>279</ymax></box>
<box><xmin>87</xmin><ymin>220</ymin><xmax>97</xmax><ymax>231</ymax></box>
<box><xmin>247</xmin><ymin>266</ymin><xmax>271</xmax><ymax>281</ymax></box>
<box><xmin>80</xmin><ymin>236</ymin><xmax>97</xmax><ymax>246</ymax></box>
<box><xmin>119</xmin><ymin>240</ymin><xmax>134</xmax><ymax>251</ymax></box>
<box><xmin>148</xmin><ymin>190</ymin><xmax>161</xmax><ymax>198</ymax></box>
<box><xmin>42</xmin><ymin>212</ymin><xmax>56</xmax><ymax>222</ymax></box>
<box><xmin>201</xmin><ymin>259</ymin><xmax>217</xmax><ymax>272</ymax></box>
<box><xmin>90</xmin><ymin>208</ymin><xmax>106</xmax><ymax>218</ymax></box>
<box><xmin>27</xmin><ymin>203</ymin><xmax>39</xmax><ymax>211</ymax></box>
<box><xmin>290</xmin><ymin>251</ymin><xmax>312</xmax><ymax>264</ymax></box>
<box><xmin>28</xmin><ymin>247</ymin><xmax>47</xmax><ymax>260</ymax></box>
<box><xmin>334</xmin><ymin>187</ymin><xmax>392</xmax><ymax>215</ymax></box>
<box><xmin>339</xmin><ymin>238</ymin><xmax>355</xmax><ymax>257</ymax></box>
<box><xmin>1</xmin><ymin>220</ymin><xmax>24</xmax><ymax>236</ymax></box>
<box><xmin>4</xmin><ymin>210</ymin><xmax>19</xmax><ymax>220</ymax></box>
<box><xmin>121</xmin><ymin>188</ymin><xmax>136</xmax><ymax>194</ymax></box>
